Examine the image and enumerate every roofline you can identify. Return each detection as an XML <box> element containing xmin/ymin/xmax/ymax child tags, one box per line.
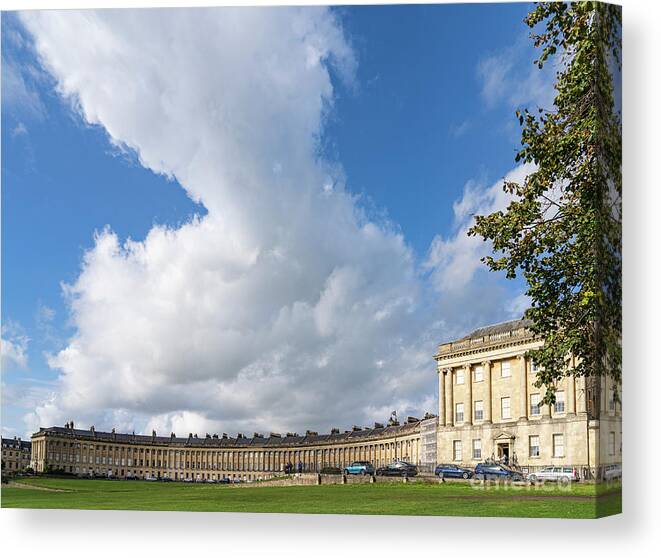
<box><xmin>31</xmin><ymin>421</ymin><xmax>425</xmax><ymax>448</ymax></box>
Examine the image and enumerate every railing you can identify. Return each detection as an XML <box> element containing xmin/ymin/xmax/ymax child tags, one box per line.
<box><xmin>438</xmin><ymin>327</ymin><xmax>532</xmax><ymax>354</ymax></box>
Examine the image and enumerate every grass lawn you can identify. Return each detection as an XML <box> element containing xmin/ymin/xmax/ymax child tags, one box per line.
<box><xmin>1</xmin><ymin>477</ymin><xmax>621</xmax><ymax>518</ymax></box>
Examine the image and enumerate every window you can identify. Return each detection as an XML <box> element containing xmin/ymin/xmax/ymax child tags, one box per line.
<box><xmin>472</xmin><ymin>439</ymin><xmax>482</xmax><ymax>460</ymax></box>
<box><xmin>455</xmin><ymin>403</ymin><xmax>464</xmax><ymax>423</ymax></box>
<box><xmin>474</xmin><ymin>400</ymin><xmax>484</xmax><ymax>421</ymax></box>
<box><xmin>501</xmin><ymin>361</ymin><xmax>511</xmax><ymax>378</ymax></box>
<box><xmin>456</xmin><ymin>369</ymin><xmax>464</xmax><ymax>385</ymax></box>
<box><xmin>553</xmin><ymin>434</ymin><xmax>564</xmax><ymax>458</ymax></box>
<box><xmin>530</xmin><ymin>393</ymin><xmax>541</xmax><ymax>416</ymax></box>
<box><xmin>501</xmin><ymin>397</ymin><xmax>511</xmax><ymax>420</ymax></box>
<box><xmin>529</xmin><ymin>435</ymin><xmax>540</xmax><ymax>457</ymax></box>
<box><xmin>453</xmin><ymin>440</ymin><xmax>462</xmax><ymax>461</ymax></box>
<box><xmin>608</xmin><ymin>389</ymin><xmax>616</xmax><ymax>412</ymax></box>
<box><xmin>609</xmin><ymin>432</ymin><xmax>615</xmax><ymax>455</ymax></box>
<box><xmin>555</xmin><ymin>391</ymin><xmax>565</xmax><ymax>413</ymax></box>
<box><xmin>474</xmin><ymin>366</ymin><xmax>484</xmax><ymax>382</ymax></box>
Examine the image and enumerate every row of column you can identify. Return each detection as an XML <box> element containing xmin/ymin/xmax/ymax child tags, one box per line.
<box><xmin>38</xmin><ymin>436</ymin><xmax>420</xmax><ymax>475</ymax></box>
<box><xmin>438</xmin><ymin>356</ymin><xmax>582</xmax><ymax>427</ymax></box>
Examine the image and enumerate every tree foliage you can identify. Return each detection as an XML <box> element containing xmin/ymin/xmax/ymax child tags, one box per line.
<box><xmin>468</xmin><ymin>2</ymin><xmax>622</xmax><ymax>406</ymax></box>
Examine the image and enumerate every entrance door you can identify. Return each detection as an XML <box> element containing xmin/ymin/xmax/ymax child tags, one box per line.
<box><xmin>497</xmin><ymin>442</ymin><xmax>510</xmax><ymax>464</ymax></box>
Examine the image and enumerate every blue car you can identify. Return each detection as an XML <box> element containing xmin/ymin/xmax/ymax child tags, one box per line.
<box><xmin>344</xmin><ymin>461</ymin><xmax>375</xmax><ymax>475</ymax></box>
<box><xmin>474</xmin><ymin>463</ymin><xmax>524</xmax><ymax>481</ymax></box>
<box><xmin>435</xmin><ymin>464</ymin><xmax>473</xmax><ymax>479</ymax></box>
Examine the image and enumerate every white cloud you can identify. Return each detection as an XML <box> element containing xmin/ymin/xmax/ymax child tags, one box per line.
<box><xmin>425</xmin><ymin>163</ymin><xmax>535</xmax><ymax>295</ymax></box>
<box><xmin>1</xmin><ymin>322</ymin><xmax>29</xmax><ymax>371</ymax></box>
<box><xmin>477</xmin><ymin>36</ymin><xmax>556</xmax><ymax>111</ymax></box>
<box><xmin>448</xmin><ymin>119</ymin><xmax>471</xmax><ymax>138</ymax></box>
<box><xmin>12</xmin><ymin>122</ymin><xmax>28</xmax><ymax>137</ymax></box>
<box><xmin>1</xmin><ymin>55</ymin><xmax>45</xmax><ymax>121</ymax></box>
<box><xmin>19</xmin><ymin>8</ymin><xmax>436</xmax><ymax>437</ymax></box>
<box><xmin>16</xmin><ymin>8</ymin><xmax>540</xmax><ymax>439</ymax></box>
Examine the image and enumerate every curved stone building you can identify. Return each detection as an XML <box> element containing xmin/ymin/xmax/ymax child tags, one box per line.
<box><xmin>29</xmin><ymin>318</ymin><xmax>621</xmax><ymax>481</ymax></box>
<box><xmin>30</xmin><ymin>418</ymin><xmax>424</xmax><ymax>481</ymax></box>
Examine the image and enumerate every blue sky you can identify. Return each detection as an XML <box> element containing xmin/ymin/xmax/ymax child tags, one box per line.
<box><xmin>1</xmin><ymin>4</ymin><xmax>551</xmax><ymax>438</ymax></box>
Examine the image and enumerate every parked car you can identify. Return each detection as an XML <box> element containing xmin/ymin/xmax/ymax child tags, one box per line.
<box><xmin>528</xmin><ymin>466</ymin><xmax>579</xmax><ymax>484</ymax></box>
<box><xmin>376</xmin><ymin>460</ymin><xmax>418</xmax><ymax>477</ymax></box>
<box><xmin>435</xmin><ymin>464</ymin><xmax>473</xmax><ymax>479</ymax></box>
<box><xmin>218</xmin><ymin>477</ymin><xmax>231</xmax><ymax>484</ymax></box>
<box><xmin>603</xmin><ymin>464</ymin><xmax>622</xmax><ymax>481</ymax></box>
<box><xmin>344</xmin><ymin>461</ymin><xmax>375</xmax><ymax>476</ymax></box>
<box><xmin>144</xmin><ymin>475</ymin><xmax>158</xmax><ymax>482</ymax></box>
<box><xmin>474</xmin><ymin>463</ymin><xmax>524</xmax><ymax>481</ymax></box>
<box><xmin>182</xmin><ymin>477</ymin><xmax>194</xmax><ymax>483</ymax></box>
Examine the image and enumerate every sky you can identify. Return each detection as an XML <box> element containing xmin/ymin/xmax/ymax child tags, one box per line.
<box><xmin>1</xmin><ymin>4</ymin><xmax>555</xmax><ymax>439</ymax></box>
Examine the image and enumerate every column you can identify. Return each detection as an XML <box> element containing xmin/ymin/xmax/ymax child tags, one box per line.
<box><xmin>483</xmin><ymin>361</ymin><xmax>492</xmax><ymax>423</ymax></box>
<box><xmin>567</xmin><ymin>375</ymin><xmax>576</xmax><ymax>415</ymax></box>
<box><xmin>445</xmin><ymin>369</ymin><xmax>454</xmax><ymax>426</ymax></box>
<box><xmin>465</xmin><ymin>364</ymin><xmax>473</xmax><ymax>425</ymax></box>
<box><xmin>438</xmin><ymin>368</ymin><xmax>446</xmax><ymax>426</ymax></box>
<box><xmin>518</xmin><ymin>355</ymin><xmax>528</xmax><ymax>421</ymax></box>
<box><xmin>577</xmin><ymin>376</ymin><xmax>587</xmax><ymax>414</ymax></box>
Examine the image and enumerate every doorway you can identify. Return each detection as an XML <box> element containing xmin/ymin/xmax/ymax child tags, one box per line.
<box><xmin>497</xmin><ymin>442</ymin><xmax>510</xmax><ymax>464</ymax></box>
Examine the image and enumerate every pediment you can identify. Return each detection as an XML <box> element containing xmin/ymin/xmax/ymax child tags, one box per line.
<box><xmin>493</xmin><ymin>431</ymin><xmax>515</xmax><ymax>441</ymax></box>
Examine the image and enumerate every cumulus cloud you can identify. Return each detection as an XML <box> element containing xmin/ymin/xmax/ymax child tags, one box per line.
<box><xmin>1</xmin><ymin>322</ymin><xmax>29</xmax><ymax>371</ymax></box>
<box><xmin>20</xmin><ymin>8</ymin><xmax>438</xmax><ymax>436</ymax></box>
<box><xmin>426</xmin><ymin>163</ymin><xmax>535</xmax><ymax>293</ymax></box>
<box><xmin>424</xmin><ymin>164</ymin><xmax>534</xmax><ymax>334</ymax></box>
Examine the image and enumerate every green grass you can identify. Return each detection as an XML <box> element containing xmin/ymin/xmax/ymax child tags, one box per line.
<box><xmin>1</xmin><ymin>477</ymin><xmax>621</xmax><ymax>518</ymax></box>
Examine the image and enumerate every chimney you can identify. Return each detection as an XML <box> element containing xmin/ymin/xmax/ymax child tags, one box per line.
<box><xmin>171</xmin><ymin>432</ymin><xmax>176</xmax><ymax>439</ymax></box>
<box><xmin>71</xmin><ymin>420</ymin><xmax>74</xmax><ymax>429</ymax></box>
<box><xmin>407</xmin><ymin>416</ymin><xmax>419</xmax><ymax>424</ymax></box>
<box><xmin>305</xmin><ymin>430</ymin><xmax>318</xmax><ymax>436</ymax></box>
<box><xmin>90</xmin><ymin>425</ymin><xmax>96</xmax><ymax>435</ymax></box>
<box><xmin>352</xmin><ymin>425</ymin><xmax>362</xmax><ymax>431</ymax></box>
<box><xmin>270</xmin><ymin>432</ymin><xmax>281</xmax><ymax>438</ymax></box>
<box><xmin>374</xmin><ymin>422</ymin><xmax>384</xmax><ymax>429</ymax></box>
<box><xmin>212</xmin><ymin>434</ymin><xmax>218</xmax><ymax>439</ymax></box>
<box><xmin>222</xmin><ymin>433</ymin><xmax>228</xmax><ymax>439</ymax></box>
<box><xmin>330</xmin><ymin>428</ymin><xmax>340</xmax><ymax>435</ymax></box>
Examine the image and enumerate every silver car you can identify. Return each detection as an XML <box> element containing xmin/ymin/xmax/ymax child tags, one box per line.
<box><xmin>604</xmin><ymin>464</ymin><xmax>622</xmax><ymax>481</ymax></box>
<box><xmin>528</xmin><ymin>466</ymin><xmax>579</xmax><ymax>484</ymax></box>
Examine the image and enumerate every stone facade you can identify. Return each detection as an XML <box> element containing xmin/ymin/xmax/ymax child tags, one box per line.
<box><xmin>29</xmin><ymin>420</ymin><xmax>423</xmax><ymax>481</ymax></box>
<box><xmin>27</xmin><ymin>318</ymin><xmax>622</xmax><ymax>481</ymax></box>
<box><xmin>2</xmin><ymin>437</ymin><xmax>32</xmax><ymax>475</ymax></box>
<box><xmin>434</xmin><ymin>319</ymin><xmax>622</xmax><ymax>477</ymax></box>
